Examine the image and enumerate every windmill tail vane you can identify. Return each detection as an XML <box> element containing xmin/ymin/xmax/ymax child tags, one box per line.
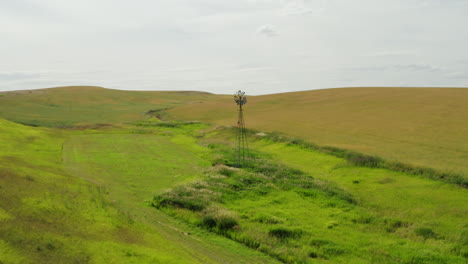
<box><xmin>234</xmin><ymin>90</ymin><xmax>249</xmax><ymax>165</ymax></box>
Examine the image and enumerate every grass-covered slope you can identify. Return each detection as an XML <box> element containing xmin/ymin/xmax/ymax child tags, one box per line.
<box><xmin>152</xmin><ymin>127</ymin><xmax>468</xmax><ymax>264</ymax></box>
<box><xmin>0</xmin><ymin>86</ymin><xmax>220</xmax><ymax>127</ymax></box>
<box><xmin>168</xmin><ymin>87</ymin><xmax>468</xmax><ymax>175</ymax></box>
<box><xmin>0</xmin><ymin>119</ymin><xmax>278</xmax><ymax>263</ymax></box>
<box><xmin>1</xmin><ymin>111</ymin><xmax>466</xmax><ymax>263</ymax></box>
<box><xmin>2</xmin><ymin>86</ymin><xmax>467</xmax><ymax>177</ymax></box>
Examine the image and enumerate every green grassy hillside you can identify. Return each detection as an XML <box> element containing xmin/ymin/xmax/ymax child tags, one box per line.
<box><xmin>168</xmin><ymin>87</ymin><xmax>468</xmax><ymax>176</ymax></box>
<box><xmin>152</xmin><ymin>126</ymin><xmax>468</xmax><ymax>263</ymax></box>
<box><xmin>0</xmin><ymin>118</ymin><xmax>277</xmax><ymax>263</ymax></box>
<box><xmin>0</xmin><ymin>86</ymin><xmax>220</xmax><ymax>127</ymax></box>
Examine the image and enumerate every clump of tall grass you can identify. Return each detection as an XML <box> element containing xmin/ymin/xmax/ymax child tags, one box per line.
<box><xmin>153</xmin><ymin>184</ymin><xmax>220</xmax><ymax>211</ymax></box>
<box><xmin>384</xmin><ymin>218</ymin><xmax>408</xmax><ymax>233</ymax></box>
<box><xmin>200</xmin><ymin>206</ymin><xmax>239</xmax><ymax>232</ymax></box>
<box><xmin>268</xmin><ymin>227</ymin><xmax>303</xmax><ymax>240</ymax></box>
<box><xmin>415</xmin><ymin>227</ymin><xmax>439</xmax><ymax>240</ymax></box>
<box><xmin>254</xmin><ymin>214</ymin><xmax>284</xmax><ymax>224</ymax></box>
<box><xmin>309</xmin><ymin>239</ymin><xmax>348</xmax><ymax>259</ymax></box>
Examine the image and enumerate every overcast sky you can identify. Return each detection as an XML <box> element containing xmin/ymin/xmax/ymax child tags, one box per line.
<box><xmin>1</xmin><ymin>0</ymin><xmax>467</xmax><ymax>95</ymax></box>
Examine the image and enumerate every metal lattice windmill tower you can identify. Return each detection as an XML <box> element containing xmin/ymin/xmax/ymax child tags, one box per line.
<box><xmin>234</xmin><ymin>90</ymin><xmax>248</xmax><ymax>165</ymax></box>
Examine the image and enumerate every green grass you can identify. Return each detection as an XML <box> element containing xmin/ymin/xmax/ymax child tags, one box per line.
<box><xmin>0</xmin><ymin>118</ymin><xmax>278</xmax><ymax>263</ymax></box>
<box><xmin>253</xmin><ymin>139</ymin><xmax>467</xmax><ymax>235</ymax></box>
<box><xmin>152</xmin><ymin>128</ymin><xmax>468</xmax><ymax>263</ymax></box>
<box><xmin>259</xmin><ymin>132</ymin><xmax>467</xmax><ymax>187</ymax></box>
<box><xmin>2</xmin><ymin>85</ymin><xmax>468</xmax><ymax>263</ymax></box>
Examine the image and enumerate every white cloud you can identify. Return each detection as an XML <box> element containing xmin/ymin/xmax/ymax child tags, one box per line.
<box><xmin>256</xmin><ymin>24</ymin><xmax>278</xmax><ymax>37</ymax></box>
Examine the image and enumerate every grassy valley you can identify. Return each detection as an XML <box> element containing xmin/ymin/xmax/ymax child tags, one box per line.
<box><xmin>1</xmin><ymin>86</ymin><xmax>467</xmax><ymax>263</ymax></box>
<box><xmin>0</xmin><ymin>119</ymin><xmax>278</xmax><ymax>263</ymax></box>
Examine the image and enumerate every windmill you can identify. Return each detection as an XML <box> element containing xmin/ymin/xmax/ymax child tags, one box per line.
<box><xmin>234</xmin><ymin>90</ymin><xmax>248</xmax><ymax>165</ymax></box>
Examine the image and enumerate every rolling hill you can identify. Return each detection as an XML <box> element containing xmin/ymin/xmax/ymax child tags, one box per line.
<box><xmin>168</xmin><ymin>87</ymin><xmax>468</xmax><ymax>176</ymax></box>
<box><xmin>3</xmin><ymin>86</ymin><xmax>467</xmax><ymax>176</ymax></box>
<box><xmin>1</xmin><ymin>85</ymin><xmax>467</xmax><ymax>263</ymax></box>
<box><xmin>0</xmin><ymin>86</ymin><xmax>220</xmax><ymax>127</ymax></box>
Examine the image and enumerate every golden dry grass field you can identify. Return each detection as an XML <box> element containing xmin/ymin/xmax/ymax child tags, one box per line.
<box><xmin>168</xmin><ymin>87</ymin><xmax>468</xmax><ymax>176</ymax></box>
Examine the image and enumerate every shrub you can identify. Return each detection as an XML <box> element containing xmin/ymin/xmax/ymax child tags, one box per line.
<box><xmin>384</xmin><ymin>219</ymin><xmax>407</xmax><ymax>233</ymax></box>
<box><xmin>218</xmin><ymin>167</ymin><xmax>235</xmax><ymax>177</ymax></box>
<box><xmin>268</xmin><ymin>227</ymin><xmax>302</xmax><ymax>239</ymax></box>
<box><xmin>254</xmin><ymin>214</ymin><xmax>284</xmax><ymax>224</ymax></box>
<box><xmin>326</xmin><ymin>221</ymin><xmax>339</xmax><ymax>229</ymax></box>
<box><xmin>154</xmin><ymin>122</ymin><xmax>181</xmax><ymax>128</ymax></box>
<box><xmin>352</xmin><ymin>215</ymin><xmax>376</xmax><ymax>224</ymax></box>
<box><xmin>310</xmin><ymin>239</ymin><xmax>347</xmax><ymax>258</ymax></box>
<box><xmin>238</xmin><ymin>235</ymin><xmax>261</xmax><ymax>249</ymax></box>
<box><xmin>310</xmin><ymin>239</ymin><xmax>335</xmax><ymax>248</ymax></box>
<box><xmin>217</xmin><ymin>215</ymin><xmax>238</xmax><ymax>230</ymax></box>
<box><xmin>309</xmin><ymin>251</ymin><xmax>318</xmax><ymax>258</ymax></box>
<box><xmin>201</xmin><ymin>214</ymin><xmax>217</xmax><ymax>228</ymax></box>
<box><xmin>321</xmin><ymin>245</ymin><xmax>347</xmax><ymax>257</ymax></box>
<box><xmin>415</xmin><ymin>227</ymin><xmax>438</xmax><ymax>240</ymax></box>
<box><xmin>347</xmin><ymin>153</ymin><xmax>383</xmax><ymax>167</ymax></box>
<box><xmin>156</xmin><ymin>196</ymin><xmax>207</xmax><ymax>211</ymax></box>
<box><xmin>153</xmin><ymin>185</ymin><xmax>217</xmax><ymax>211</ymax></box>
<box><xmin>144</xmin><ymin>108</ymin><xmax>169</xmax><ymax>120</ymax></box>
<box><xmin>200</xmin><ymin>206</ymin><xmax>238</xmax><ymax>231</ymax></box>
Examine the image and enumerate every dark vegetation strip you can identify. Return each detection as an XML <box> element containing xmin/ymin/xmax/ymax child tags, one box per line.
<box><xmin>12</xmin><ymin>119</ymin><xmax>75</xmax><ymax>128</ymax></box>
<box><xmin>134</xmin><ymin>120</ymin><xmax>202</xmax><ymax>128</ymax></box>
<box><xmin>252</xmin><ymin>130</ymin><xmax>467</xmax><ymax>188</ymax></box>
<box><xmin>144</xmin><ymin>108</ymin><xmax>171</xmax><ymax>120</ymax></box>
